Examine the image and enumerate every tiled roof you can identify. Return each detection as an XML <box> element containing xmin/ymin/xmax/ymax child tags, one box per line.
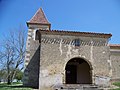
<box><xmin>109</xmin><ymin>44</ymin><xmax>120</xmax><ymax>49</ymax></box>
<box><xmin>27</xmin><ymin>8</ymin><xmax>50</xmax><ymax>25</ymax></box>
<box><xmin>39</xmin><ymin>30</ymin><xmax>112</xmax><ymax>38</ymax></box>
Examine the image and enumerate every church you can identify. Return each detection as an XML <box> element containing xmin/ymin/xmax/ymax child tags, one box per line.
<box><xmin>23</xmin><ymin>8</ymin><xmax>120</xmax><ymax>90</ymax></box>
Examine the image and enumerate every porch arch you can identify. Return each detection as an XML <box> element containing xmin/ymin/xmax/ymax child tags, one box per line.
<box><xmin>65</xmin><ymin>57</ymin><xmax>92</xmax><ymax>84</ymax></box>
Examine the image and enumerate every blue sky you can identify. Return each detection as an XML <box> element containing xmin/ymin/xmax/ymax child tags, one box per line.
<box><xmin>0</xmin><ymin>0</ymin><xmax>120</xmax><ymax>44</ymax></box>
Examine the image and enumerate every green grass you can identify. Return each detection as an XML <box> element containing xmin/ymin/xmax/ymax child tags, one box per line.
<box><xmin>113</xmin><ymin>82</ymin><xmax>120</xmax><ymax>87</ymax></box>
<box><xmin>0</xmin><ymin>82</ymin><xmax>32</xmax><ymax>90</ymax></box>
<box><xmin>112</xmin><ymin>82</ymin><xmax>120</xmax><ymax>90</ymax></box>
<box><xmin>112</xmin><ymin>89</ymin><xmax>120</xmax><ymax>90</ymax></box>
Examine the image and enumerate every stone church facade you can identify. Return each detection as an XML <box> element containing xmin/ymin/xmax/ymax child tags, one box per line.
<box><xmin>23</xmin><ymin>8</ymin><xmax>120</xmax><ymax>90</ymax></box>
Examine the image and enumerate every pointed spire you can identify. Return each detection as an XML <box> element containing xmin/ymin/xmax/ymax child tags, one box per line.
<box><xmin>27</xmin><ymin>8</ymin><xmax>51</xmax><ymax>30</ymax></box>
<box><xmin>28</xmin><ymin>8</ymin><xmax>50</xmax><ymax>24</ymax></box>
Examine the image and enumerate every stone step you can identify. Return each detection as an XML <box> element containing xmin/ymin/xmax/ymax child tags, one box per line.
<box><xmin>54</xmin><ymin>84</ymin><xmax>103</xmax><ymax>90</ymax></box>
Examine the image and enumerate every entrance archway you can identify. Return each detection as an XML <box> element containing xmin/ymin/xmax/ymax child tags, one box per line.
<box><xmin>65</xmin><ymin>58</ymin><xmax>92</xmax><ymax>84</ymax></box>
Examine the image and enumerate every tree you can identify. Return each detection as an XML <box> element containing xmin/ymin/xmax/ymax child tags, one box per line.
<box><xmin>14</xmin><ymin>69</ymin><xmax>23</xmax><ymax>82</ymax></box>
<box><xmin>0</xmin><ymin>27</ymin><xmax>26</xmax><ymax>84</ymax></box>
<box><xmin>0</xmin><ymin>69</ymin><xmax>6</xmax><ymax>83</ymax></box>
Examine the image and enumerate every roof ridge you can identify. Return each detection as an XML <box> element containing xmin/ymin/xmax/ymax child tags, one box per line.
<box><xmin>39</xmin><ymin>29</ymin><xmax>112</xmax><ymax>38</ymax></box>
<box><xmin>49</xmin><ymin>29</ymin><xmax>112</xmax><ymax>35</ymax></box>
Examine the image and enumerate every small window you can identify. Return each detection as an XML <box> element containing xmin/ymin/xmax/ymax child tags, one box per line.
<box><xmin>74</xmin><ymin>39</ymin><xmax>80</xmax><ymax>46</ymax></box>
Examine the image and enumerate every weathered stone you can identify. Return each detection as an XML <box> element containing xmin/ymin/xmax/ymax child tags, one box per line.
<box><xmin>23</xmin><ymin>8</ymin><xmax>120</xmax><ymax>90</ymax></box>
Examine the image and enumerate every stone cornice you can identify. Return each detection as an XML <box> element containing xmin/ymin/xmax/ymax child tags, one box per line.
<box><xmin>41</xmin><ymin>37</ymin><xmax>107</xmax><ymax>46</ymax></box>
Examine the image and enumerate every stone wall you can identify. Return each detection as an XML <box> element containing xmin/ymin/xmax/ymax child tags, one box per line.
<box><xmin>39</xmin><ymin>34</ymin><xmax>111</xmax><ymax>90</ymax></box>
<box><xmin>23</xmin><ymin>28</ymin><xmax>40</xmax><ymax>88</ymax></box>
<box><xmin>23</xmin><ymin>29</ymin><xmax>115</xmax><ymax>90</ymax></box>
<box><xmin>110</xmin><ymin>49</ymin><xmax>120</xmax><ymax>82</ymax></box>
<box><xmin>23</xmin><ymin>23</ymin><xmax>50</xmax><ymax>88</ymax></box>
<box><xmin>23</xmin><ymin>39</ymin><xmax>40</xmax><ymax>88</ymax></box>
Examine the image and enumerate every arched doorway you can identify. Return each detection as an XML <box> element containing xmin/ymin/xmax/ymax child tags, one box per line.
<box><xmin>65</xmin><ymin>58</ymin><xmax>92</xmax><ymax>84</ymax></box>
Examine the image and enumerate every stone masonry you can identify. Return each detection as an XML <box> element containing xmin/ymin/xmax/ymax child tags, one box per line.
<box><xmin>23</xmin><ymin>8</ymin><xmax>120</xmax><ymax>90</ymax></box>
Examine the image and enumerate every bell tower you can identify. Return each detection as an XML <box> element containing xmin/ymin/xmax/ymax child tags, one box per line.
<box><xmin>23</xmin><ymin>8</ymin><xmax>51</xmax><ymax>88</ymax></box>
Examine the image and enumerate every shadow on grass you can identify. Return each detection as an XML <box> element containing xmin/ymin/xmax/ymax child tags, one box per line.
<box><xmin>0</xmin><ymin>83</ymin><xmax>33</xmax><ymax>90</ymax></box>
<box><xmin>11</xmin><ymin>85</ymin><xmax>36</xmax><ymax>89</ymax></box>
<box><xmin>0</xmin><ymin>85</ymin><xmax>30</xmax><ymax>88</ymax></box>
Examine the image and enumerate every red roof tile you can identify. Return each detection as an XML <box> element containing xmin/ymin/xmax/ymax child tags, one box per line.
<box><xmin>39</xmin><ymin>29</ymin><xmax>112</xmax><ymax>38</ymax></box>
<box><xmin>28</xmin><ymin>8</ymin><xmax>50</xmax><ymax>25</ymax></box>
<box><xmin>109</xmin><ymin>44</ymin><xmax>120</xmax><ymax>49</ymax></box>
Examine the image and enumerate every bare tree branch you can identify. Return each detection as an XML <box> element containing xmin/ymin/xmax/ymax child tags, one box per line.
<box><xmin>0</xmin><ymin>26</ymin><xmax>26</xmax><ymax>84</ymax></box>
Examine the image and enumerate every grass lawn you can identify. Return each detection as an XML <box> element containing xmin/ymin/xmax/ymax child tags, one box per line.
<box><xmin>112</xmin><ymin>82</ymin><xmax>120</xmax><ymax>90</ymax></box>
<box><xmin>0</xmin><ymin>82</ymin><xmax>33</xmax><ymax>90</ymax></box>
